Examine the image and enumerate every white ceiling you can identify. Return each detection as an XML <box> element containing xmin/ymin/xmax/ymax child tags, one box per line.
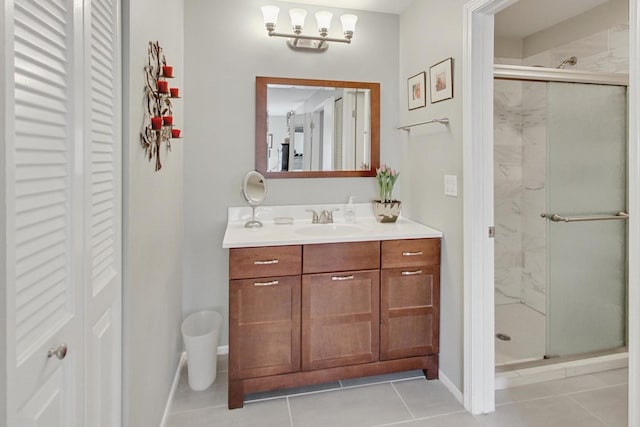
<box><xmin>495</xmin><ymin>0</ymin><xmax>612</xmax><ymax>39</ymax></box>
<box><xmin>277</xmin><ymin>0</ymin><xmax>615</xmax><ymax>39</ymax></box>
<box><xmin>276</xmin><ymin>0</ymin><xmax>413</xmax><ymax>15</ymax></box>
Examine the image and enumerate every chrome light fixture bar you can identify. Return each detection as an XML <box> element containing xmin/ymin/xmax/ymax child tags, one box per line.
<box><xmin>261</xmin><ymin>5</ymin><xmax>357</xmax><ymax>52</ymax></box>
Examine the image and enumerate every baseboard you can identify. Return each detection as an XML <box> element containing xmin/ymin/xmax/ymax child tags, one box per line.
<box><xmin>159</xmin><ymin>346</ymin><xmax>228</xmax><ymax>426</ymax></box>
<box><xmin>438</xmin><ymin>369</ymin><xmax>463</xmax><ymax>404</ymax></box>
<box><xmin>160</xmin><ymin>352</ymin><xmax>187</xmax><ymax>427</ymax></box>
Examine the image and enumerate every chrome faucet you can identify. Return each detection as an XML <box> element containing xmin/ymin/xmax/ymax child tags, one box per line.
<box><xmin>306</xmin><ymin>209</ymin><xmax>319</xmax><ymax>223</ymax></box>
<box><xmin>318</xmin><ymin>209</ymin><xmax>336</xmax><ymax>223</ymax></box>
<box><xmin>306</xmin><ymin>208</ymin><xmax>338</xmax><ymax>224</ymax></box>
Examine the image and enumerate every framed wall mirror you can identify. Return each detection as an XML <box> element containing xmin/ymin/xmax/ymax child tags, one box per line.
<box><xmin>256</xmin><ymin>76</ymin><xmax>380</xmax><ymax>178</ymax></box>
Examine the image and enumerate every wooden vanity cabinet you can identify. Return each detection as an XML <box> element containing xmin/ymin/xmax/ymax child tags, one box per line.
<box><xmin>228</xmin><ymin>246</ymin><xmax>302</xmax><ymax>382</ymax></box>
<box><xmin>228</xmin><ymin>238</ymin><xmax>440</xmax><ymax>409</ymax></box>
<box><xmin>380</xmin><ymin>239</ymin><xmax>440</xmax><ymax>373</ymax></box>
<box><xmin>301</xmin><ymin>242</ymin><xmax>380</xmax><ymax>370</ymax></box>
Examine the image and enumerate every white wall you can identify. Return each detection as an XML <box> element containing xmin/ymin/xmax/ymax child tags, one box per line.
<box><xmin>122</xmin><ymin>0</ymin><xmax>184</xmax><ymax>425</ymax></box>
<box><xmin>399</xmin><ymin>0</ymin><xmax>467</xmax><ymax>391</ymax></box>
<box><xmin>183</xmin><ymin>0</ymin><xmax>399</xmax><ymax>346</ymax></box>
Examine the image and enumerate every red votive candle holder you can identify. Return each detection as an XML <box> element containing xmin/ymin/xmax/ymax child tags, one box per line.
<box><xmin>163</xmin><ymin>116</ymin><xmax>173</xmax><ymax>126</ymax></box>
<box><xmin>170</xmin><ymin>87</ymin><xmax>179</xmax><ymax>97</ymax></box>
<box><xmin>162</xmin><ymin>65</ymin><xmax>173</xmax><ymax>77</ymax></box>
<box><xmin>151</xmin><ymin>117</ymin><xmax>163</xmax><ymax>130</ymax></box>
<box><xmin>171</xmin><ymin>128</ymin><xmax>181</xmax><ymax>138</ymax></box>
<box><xmin>157</xmin><ymin>80</ymin><xmax>168</xmax><ymax>93</ymax></box>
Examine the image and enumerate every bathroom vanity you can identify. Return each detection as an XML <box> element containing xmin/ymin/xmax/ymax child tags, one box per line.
<box><xmin>223</xmin><ymin>205</ymin><xmax>442</xmax><ymax>409</ymax></box>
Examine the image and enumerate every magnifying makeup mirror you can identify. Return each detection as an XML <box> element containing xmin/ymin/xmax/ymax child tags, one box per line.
<box><xmin>241</xmin><ymin>171</ymin><xmax>268</xmax><ymax>228</ymax></box>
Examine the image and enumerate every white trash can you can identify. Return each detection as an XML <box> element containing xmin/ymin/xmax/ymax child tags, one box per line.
<box><xmin>181</xmin><ymin>310</ymin><xmax>223</xmax><ymax>391</ymax></box>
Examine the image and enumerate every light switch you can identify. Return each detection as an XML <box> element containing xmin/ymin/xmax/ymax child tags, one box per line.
<box><xmin>444</xmin><ymin>175</ymin><xmax>458</xmax><ymax>197</ymax></box>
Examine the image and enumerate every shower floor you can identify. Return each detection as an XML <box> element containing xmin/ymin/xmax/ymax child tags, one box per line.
<box><xmin>495</xmin><ymin>302</ymin><xmax>545</xmax><ymax>366</ymax></box>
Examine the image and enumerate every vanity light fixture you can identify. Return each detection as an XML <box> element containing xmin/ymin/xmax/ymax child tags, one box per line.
<box><xmin>260</xmin><ymin>5</ymin><xmax>357</xmax><ymax>52</ymax></box>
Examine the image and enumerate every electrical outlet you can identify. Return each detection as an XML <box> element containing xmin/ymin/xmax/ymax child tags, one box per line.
<box><xmin>444</xmin><ymin>175</ymin><xmax>458</xmax><ymax>197</ymax></box>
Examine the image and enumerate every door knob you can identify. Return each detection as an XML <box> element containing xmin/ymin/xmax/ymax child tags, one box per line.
<box><xmin>47</xmin><ymin>343</ymin><xmax>68</xmax><ymax>360</ymax></box>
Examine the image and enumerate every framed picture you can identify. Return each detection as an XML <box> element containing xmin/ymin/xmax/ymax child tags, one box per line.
<box><xmin>430</xmin><ymin>57</ymin><xmax>454</xmax><ymax>103</ymax></box>
<box><xmin>407</xmin><ymin>71</ymin><xmax>426</xmax><ymax>110</ymax></box>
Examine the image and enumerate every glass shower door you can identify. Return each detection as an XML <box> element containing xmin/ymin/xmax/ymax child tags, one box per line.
<box><xmin>545</xmin><ymin>82</ymin><xmax>627</xmax><ymax>358</ymax></box>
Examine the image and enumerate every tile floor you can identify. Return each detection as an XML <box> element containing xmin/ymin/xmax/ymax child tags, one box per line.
<box><xmin>164</xmin><ymin>355</ymin><xmax>628</xmax><ymax>427</ymax></box>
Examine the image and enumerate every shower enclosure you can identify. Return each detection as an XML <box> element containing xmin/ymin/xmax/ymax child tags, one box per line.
<box><xmin>493</xmin><ymin>64</ymin><xmax>628</xmax><ymax>365</ymax></box>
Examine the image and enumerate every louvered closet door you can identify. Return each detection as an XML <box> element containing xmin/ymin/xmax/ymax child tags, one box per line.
<box><xmin>8</xmin><ymin>0</ymin><xmax>121</xmax><ymax>425</ymax></box>
<box><xmin>12</xmin><ymin>0</ymin><xmax>84</xmax><ymax>424</ymax></box>
<box><xmin>84</xmin><ymin>0</ymin><xmax>122</xmax><ymax>425</ymax></box>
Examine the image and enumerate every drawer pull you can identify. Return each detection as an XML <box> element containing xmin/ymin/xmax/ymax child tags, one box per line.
<box><xmin>254</xmin><ymin>259</ymin><xmax>279</xmax><ymax>265</ymax></box>
<box><xmin>254</xmin><ymin>280</ymin><xmax>279</xmax><ymax>287</ymax></box>
<box><xmin>402</xmin><ymin>270</ymin><xmax>423</xmax><ymax>276</ymax></box>
<box><xmin>331</xmin><ymin>275</ymin><xmax>355</xmax><ymax>281</ymax></box>
<box><xmin>402</xmin><ymin>251</ymin><xmax>423</xmax><ymax>257</ymax></box>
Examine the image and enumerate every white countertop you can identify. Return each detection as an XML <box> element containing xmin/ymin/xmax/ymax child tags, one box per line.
<box><xmin>222</xmin><ymin>203</ymin><xmax>443</xmax><ymax>248</ymax></box>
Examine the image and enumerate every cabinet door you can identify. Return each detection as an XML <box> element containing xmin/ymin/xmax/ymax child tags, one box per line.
<box><xmin>380</xmin><ymin>267</ymin><xmax>440</xmax><ymax>360</ymax></box>
<box><xmin>229</xmin><ymin>276</ymin><xmax>301</xmax><ymax>379</ymax></box>
<box><xmin>302</xmin><ymin>270</ymin><xmax>380</xmax><ymax>370</ymax></box>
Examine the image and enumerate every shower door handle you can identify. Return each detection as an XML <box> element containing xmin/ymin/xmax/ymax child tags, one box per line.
<box><xmin>540</xmin><ymin>211</ymin><xmax>628</xmax><ymax>223</ymax></box>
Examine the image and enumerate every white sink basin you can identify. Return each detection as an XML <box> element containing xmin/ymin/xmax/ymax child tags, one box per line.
<box><xmin>294</xmin><ymin>223</ymin><xmax>364</xmax><ymax>237</ymax></box>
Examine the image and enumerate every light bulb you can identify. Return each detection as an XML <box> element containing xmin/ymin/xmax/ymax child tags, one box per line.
<box><xmin>261</xmin><ymin>5</ymin><xmax>279</xmax><ymax>27</ymax></box>
<box><xmin>289</xmin><ymin>8</ymin><xmax>307</xmax><ymax>33</ymax></box>
<box><xmin>315</xmin><ymin>11</ymin><xmax>332</xmax><ymax>37</ymax></box>
<box><xmin>340</xmin><ymin>14</ymin><xmax>358</xmax><ymax>39</ymax></box>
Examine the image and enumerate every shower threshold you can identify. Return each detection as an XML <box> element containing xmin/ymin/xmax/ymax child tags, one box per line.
<box><xmin>495</xmin><ymin>347</ymin><xmax>627</xmax><ymax>390</ymax></box>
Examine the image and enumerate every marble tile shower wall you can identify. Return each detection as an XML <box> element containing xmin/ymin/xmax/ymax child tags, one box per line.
<box><xmin>494</xmin><ymin>23</ymin><xmax>629</xmax><ymax>313</ymax></box>
<box><xmin>520</xmin><ymin>81</ymin><xmax>547</xmax><ymax>314</ymax></box>
<box><xmin>494</xmin><ymin>76</ymin><xmax>525</xmax><ymax>304</ymax></box>
<box><xmin>522</xmin><ymin>24</ymin><xmax>629</xmax><ymax>73</ymax></box>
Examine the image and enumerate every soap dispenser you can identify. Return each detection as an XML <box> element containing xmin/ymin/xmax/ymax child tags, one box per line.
<box><xmin>345</xmin><ymin>196</ymin><xmax>356</xmax><ymax>223</ymax></box>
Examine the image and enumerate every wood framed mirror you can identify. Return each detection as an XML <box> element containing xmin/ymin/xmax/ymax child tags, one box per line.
<box><xmin>256</xmin><ymin>76</ymin><xmax>380</xmax><ymax>178</ymax></box>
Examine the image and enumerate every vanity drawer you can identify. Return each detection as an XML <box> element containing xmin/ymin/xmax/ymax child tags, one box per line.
<box><xmin>381</xmin><ymin>238</ymin><xmax>440</xmax><ymax>269</ymax></box>
<box><xmin>302</xmin><ymin>241</ymin><xmax>380</xmax><ymax>274</ymax></box>
<box><xmin>229</xmin><ymin>245</ymin><xmax>302</xmax><ymax>280</ymax></box>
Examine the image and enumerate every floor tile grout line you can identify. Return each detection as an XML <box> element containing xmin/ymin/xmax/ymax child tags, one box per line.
<box><xmin>163</xmin><ymin>402</ymin><xmax>230</xmax><ymax>419</ymax></box>
<box><xmin>168</xmin><ymin>402</ymin><xmax>228</xmax><ymax>416</ymax></box>
<box><xmin>286</xmin><ymin>396</ymin><xmax>295</xmax><ymax>427</ymax></box>
<box><xmin>245</xmin><ymin>376</ymin><xmax>427</xmax><ymax>403</ymax></box>
<box><xmin>246</xmin><ymin>386</ymin><xmax>343</xmax><ymax>402</ymax></box>
<box><xmin>339</xmin><ymin>375</ymin><xmax>426</xmax><ymax>390</ymax></box>
<box><xmin>246</xmin><ymin>395</ymin><xmax>296</xmax><ymax>404</ymax></box>
<box><xmin>390</xmin><ymin>382</ymin><xmax>416</xmax><ymax>420</ymax></box>
<box><xmin>566</xmin><ymin>393</ymin><xmax>616</xmax><ymax>427</ymax></box>
<box><xmin>495</xmin><ymin>382</ymin><xmax>629</xmax><ymax>407</ymax></box>
<box><xmin>370</xmin><ymin>409</ymin><xmax>471</xmax><ymax>427</ymax></box>
<box><xmin>495</xmin><ymin>393</ymin><xmax>581</xmax><ymax>408</ymax></box>
<box><xmin>564</xmin><ymin>382</ymin><xmax>629</xmax><ymax>397</ymax></box>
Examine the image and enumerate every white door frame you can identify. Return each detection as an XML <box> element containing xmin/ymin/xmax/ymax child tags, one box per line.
<box><xmin>462</xmin><ymin>1</ymin><xmax>640</xmax><ymax>424</ymax></box>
